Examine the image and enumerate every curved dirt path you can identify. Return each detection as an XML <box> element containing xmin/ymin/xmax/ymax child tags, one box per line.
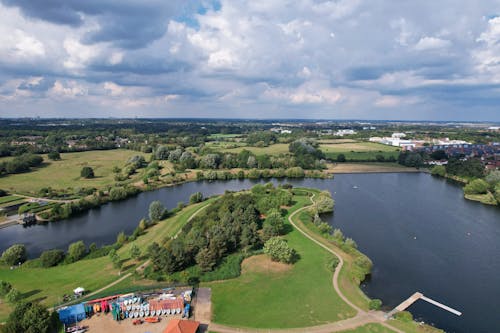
<box><xmin>210</xmin><ymin>192</ymin><xmax>403</xmax><ymax>333</ymax></box>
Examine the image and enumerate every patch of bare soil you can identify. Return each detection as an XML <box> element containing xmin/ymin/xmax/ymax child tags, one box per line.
<box><xmin>241</xmin><ymin>254</ymin><xmax>292</xmax><ymax>275</ymax></box>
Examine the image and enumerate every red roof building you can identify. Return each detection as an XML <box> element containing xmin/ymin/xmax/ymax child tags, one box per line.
<box><xmin>163</xmin><ymin>319</ymin><xmax>200</xmax><ymax>333</ymax></box>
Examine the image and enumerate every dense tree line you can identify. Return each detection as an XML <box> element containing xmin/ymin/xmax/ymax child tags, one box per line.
<box><xmin>0</xmin><ymin>154</ymin><xmax>43</xmax><ymax>175</ymax></box>
<box><xmin>147</xmin><ymin>185</ymin><xmax>292</xmax><ymax>276</ymax></box>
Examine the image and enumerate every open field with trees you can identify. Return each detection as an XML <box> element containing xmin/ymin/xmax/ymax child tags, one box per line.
<box><xmin>0</xmin><ymin>150</ymin><xmax>149</xmax><ymax>194</ymax></box>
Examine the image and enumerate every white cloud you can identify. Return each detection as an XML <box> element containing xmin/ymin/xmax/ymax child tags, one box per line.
<box><xmin>473</xmin><ymin>17</ymin><xmax>500</xmax><ymax>81</ymax></box>
<box><xmin>50</xmin><ymin>80</ymin><xmax>88</xmax><ymax>98</ymax></box>
<box><xmin>63</xmin><ymin>38</ymin><xmax>102</xmax><ymax>70</ymax></box>
<box><xmin>414</xmin><ymin>36</ymin><xmax>451</xmax><ymax>51</ymax></box>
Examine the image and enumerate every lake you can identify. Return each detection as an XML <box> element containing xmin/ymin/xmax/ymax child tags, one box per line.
<box><xmin>0</xmin><ymin>173</ymin><xmax>498</xmax><ymax>332</ymax></box>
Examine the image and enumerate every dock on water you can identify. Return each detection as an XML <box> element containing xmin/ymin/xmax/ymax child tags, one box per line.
<box><xmin>387</xmin><ymin>292</ymin><xmax>462</xmax><ymax>318</ymax></box>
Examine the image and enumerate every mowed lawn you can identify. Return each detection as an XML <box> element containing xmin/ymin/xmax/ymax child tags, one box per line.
<box><xmin>0</xmin><ymin>149</ymin><xmax>148</xmax><ymax>194</ymax></box>
<box><xmin>0</xmin><ymin>256</ymin><xmax>118</xmax><ymax>309</ymax></box>
<box><xmin>207</xmin><ymin>194</ymin><xmax>355</xmax><ymax>328</ymax></box>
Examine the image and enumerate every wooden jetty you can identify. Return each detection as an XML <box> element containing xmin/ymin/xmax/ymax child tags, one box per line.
<box><xmin>387</xmin><ymin>292</ymin><xmax>462</xmax><ymax>318</ymax></box>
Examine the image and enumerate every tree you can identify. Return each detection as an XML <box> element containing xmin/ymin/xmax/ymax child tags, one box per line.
<box><xmin>67</xmin><ymin>240</ymin><xmax>86</xmax><ymax>262</ymax></box>
<box><xmin>110</xmin><ymin>252</ymin><xmax>122</xmax><ymax>271</ymax></box>
<box><xmin>130</xmin><ymin>244</ymin><xmax>141</xmax><ymax>260</ymax></box>
<box><xmin>0</xmin><ymin>280</ymin><xmax>12</xmax><ymax>296</ymax></box>
<box><xmin>138</xmin><ymin>218</ymin><xmax>148</xmax><ymax>231</ymax></box>
<box><xmin>485</xmin><ymin>170</ymin><xmax>500</xmax><ymax>187</ymax></box>
<box><xmin>1</xmin><ymin>244</ymin><xmax>27</xmax><ymax>266</ymax></box>
<box><xmin>195</xmin><ymin>247</ymin><xmax>217</xmax><ymax>272</ymax></box>
<box><xmin>337</xmin><ymin>154</ymin><xmax>346</xmax><ymax>162</ymax></box>
<box><xmin>263</xmin><ymin>209</ymin><xmax>285</xmax><ymax>240</ymax></box>
<box><xmin>431</xmin><ymin>165</ymin><xmax>446</xmax><ymax>177</ymax></box>
<box><xmin>369</xmin><ymin>299</ymin><xmax>382</xmax><ymax>310</ymax></box>
<box><xmin>464</xmin><ymin>179</ymin><xmax>489</xmax><ymax>195</ymax></box>
<box><xmin>189</xmin><ymin>192</ymin><xmax>203</xmax><ymax>204</ymax></box>
<box><xmin>263</xmin><ymin>237</ymin><xmax>297</xmax><ymax>264</ymax></box>
<box><xmin>47</xmin><ymin>151</ymin><xmax>61</xmax><ymax>160</ymax></box>
<box><xmin>3</xmin><ymin>301</ymin><xmax>55</xmax><ymax>333</ymax></box>
<box><xmin>40</xmin><ymin>249</ymin><xmax>65</xmax><ymax>267</ymax></box>
<box><xmin>80</xmin><ymin>166</ymin><xmax>94</xmax><ymax>178</ymax></box>
<box><xmin>149</xmin><ymin>200</ymin><xmax>166</xmax><ymax>222</ymax></box>
<box><xmin>316</xmin><ymin>191</ymin><xmax>334</xmax><ymax>213</ymax></box>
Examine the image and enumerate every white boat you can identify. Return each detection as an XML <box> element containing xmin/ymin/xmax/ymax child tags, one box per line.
<box><xmin>166</xmin><ymin>309</ymin><xmax>170</xmax><ymax>315</ymax></box>
<box><xmin>176</xmin><ymin>308</ymin><xmax>181</xmax><ymax>314</ymax></box>
<box><xmin>139</xmin><ymin>311</ymin><xmax>144</xmax><ymax>317</ymax></box>
<box><xmin>127</xmin><ymin>305</ymin><xmax>131</xmax><ymax>311</ymax></box>
<box><xmin>145</xmin><ymin>310</ymin><xmax>149</xmax><ymax>316</ymax></box>
<box><xmin>151</xmin><ymin>310</ymin><xmax>155</xmax><ymax>316</ymax></box>
<box><xmin>162</xmin><ymin>309</ymin><xmax>167</xmax><ymax>315</ymax></box>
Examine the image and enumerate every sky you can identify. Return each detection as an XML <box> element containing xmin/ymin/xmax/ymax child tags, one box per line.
<box><xmin>0</xmin><ymin>0</ymin><xmax>499</xmax><ymax>121</ymax></box>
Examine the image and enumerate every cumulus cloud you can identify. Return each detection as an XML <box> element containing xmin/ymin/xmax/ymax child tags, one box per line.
<box><xmin>414</xmin><ymin>36</ymin><xmax>452</xmax><ymax>51</ymax></box>
<box><xmin>0</xmin><ymin>0</ymin><xmax>499</xmax><ymax>120</ymax></box>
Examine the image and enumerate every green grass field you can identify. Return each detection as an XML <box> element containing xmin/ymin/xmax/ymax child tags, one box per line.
<box><xmin>207</xmin><ymin>194</ymin><xmax>355</xmax><ymax>328</ymax></box>
<box><xmin>0</xmin><ymin>150</ymin><xmax>148</xmax><ymax>194</ymax></box>
<box><xmin>216</xmin><ymin>143</ymin><xmax>291</xmax><ymax>155</ymax></box>
<box><xmin>320</xmin><ymin>142</ymin><xmax>399</xmax><ymax>161</ymax></box>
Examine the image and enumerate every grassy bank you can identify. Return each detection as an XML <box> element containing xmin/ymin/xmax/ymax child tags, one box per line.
<box><xmin>206</xmin><ymin>193</ymin><xmax>355</xmax><ymax>328</ymax></box>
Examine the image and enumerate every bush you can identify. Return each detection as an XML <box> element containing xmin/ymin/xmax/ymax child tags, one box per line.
<box><xmin>6</xmin><ymin>288</ymin><xmax>21</xmax><ymax>304</ymax></box>
<box><xmin>67</xmin><ymin>241</ymin><xmax>87</xmax><ymax>262</ymax></box>
<box><xmin>464</xmin><ymin>179</ymin><xmax>489</xmax><ymax>195</ymax></box>
<box><xmin>189</xmin><ymin>192</ymin><xmax>203</xmax><ymax>204</ymax></box>
<box><xmin>47</xmin><ymin>151</ymin><xmax>61</xmax><ymax>161</ymax></box>
<box><xmin>109</xmin><ymin>187</ymin><xmax>127</xmax><ymax>201</ymax></box>
<box><xmin>40</xmin><ymin>249</ymin><xmax>65</xmax><ymax>267</ymax></box>
<box><xmin>263</xmin><ymin>237</ymin><xmax>298</xmax><ymax>264</ymax></box>
<box><xmin>0</xmin><ymin>280</ymin><xmax>12</xmax><ymax>296</ymax></box>
<box><xmin>80</xmin><ymin>166</ymin><xmax>94</xmax><ymax>178</ymax></box>
<box><xmin>337</xmin><ymin>154</ymin><xmax>346</xmax><ymax>162</ymax></box>
<box><xmin>369</xmin><ymin>299</ymin><xmax>382</xmax><ymax>310</ymax></box>
<box><xmin>316</xmin><ymin>191</ymin><xmax>334</xmax><ymax>213</ymax></box>
<box><xmin>394</xmin><ymin>310</ymin><xmax>413</xmax><ymax>322</ymax></box>
<box><xmin>1</xmin><ymin>244</ymin><xmax>27</xmax><ymax>266</ymax></box>
<box><xmin>431</xmin><ymin>165</ymin><xmax>446</xmax><ymax>177</ymax></box>
<box><xmin>328</xmin><ymin>256</ymin><xmax>339</xmax><ymax>271</ymax></box>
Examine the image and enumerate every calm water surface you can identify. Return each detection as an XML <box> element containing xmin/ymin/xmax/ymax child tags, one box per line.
<box><xmin>0</xmin><ymin>173</ymin><xmax>498</xmax><ymax>332</ymax></box>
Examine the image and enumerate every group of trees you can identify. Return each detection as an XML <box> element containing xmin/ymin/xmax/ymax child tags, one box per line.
<box><xmin>288</xmin><ymin>139</ymin><xmax>325</xmax><ymax>169</ymax></box>
<box><xmin>0</xmin><ymin>153</ymin><xmax>43</xmax><ymax>175</ymax></box>
<box><xmin>147</xmin><ymin>185</ymin><xmax>293</xmax><ymax>276</ymax></box>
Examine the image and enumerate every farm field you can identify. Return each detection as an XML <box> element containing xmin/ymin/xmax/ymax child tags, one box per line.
<box><xmin>0</xmin><ymin>149</ymin><xmax>149</xmax><ymax>194</ymax></box>
<box><xmin>207</xmin><ymin>193</ymin><xmax>355</xmax><ymax>328</ymax></box>
<box><xmin>326</xmin><ymin>163</ymin><xmax>416</xmax><ymax>174</ymax></box>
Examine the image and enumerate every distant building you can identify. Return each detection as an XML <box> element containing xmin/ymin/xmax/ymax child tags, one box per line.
<box><xmin>334</xmin><ymin>129</ymin><xmax>356</xmax><ymax>136</ymax></box>
<box><xmin>391</xmin><ymin>132</ymin><xmax>406</xmax><ymax>138</ymax></box>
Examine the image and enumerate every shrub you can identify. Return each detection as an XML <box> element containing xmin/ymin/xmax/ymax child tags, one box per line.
<box><xmin>40</xmin><ymin>249</ymin><xmax>65</xmax><ymax>267</ymax></box>
<box><xmin>189</xmin><ymin>192</ymin><xmax>203</xmax><ymax>204</ymax></box>
<box><xmin>80</xmin><ymin>166</ymin><xmax>94</xmax><ymax>178</ymax></box>
<box><xmin>6</xmin><ymin>288</ymin><xmax>21</xmax><ymax>304</ymax></box>
<box><xmin>431</xmin><ymin>165</ymin><xmax>446</xmax><ymax>177</ymax></box>
<box><xmin>316</xmin><ymin>191</ymin><xmax>334</xmax><ymax>213</ymax></box>
<box><xmin>328</xmin><ymin>256</ymin><xmax>340</xmax><ymax>271</ymax></box>
<box><xmin>130</xmin><ymin>244</ymin><xmax>141</xmax><ymax>260</ymax></box>
<box><xmin>47</xmin><ymin>151</ymin><xmax>61</xmax><ymax>161</ymax></box>
<box><xmin>394</xmin><ymin>310</ymin><xmax>413</xmax><ymax>322</ymax></box>
<box><xmin>263</xmin><ymin>237</ymin><xmax>298</xmax><ymax>264</ymax></box>
<box><xmin>464</xmin><ymin>179</ymin><xmax>489</xmax><ymax>195</ymax></box>
<box><xmin>337</xmin><ymin>154</ymin><xmax>346</xmax><ymax>162</ymax></box>
<box><xmin>0</xmin><ymin>280</ymin><xmax>12</xmax><ymax>296</ymax></box>
<box><xmin>67</xmin><ymin>241</ymin><xmax>87</xmax><ymax>262</ymax></box>
<box><xmin>1</xmin><ymin>244</ymin><xmax>27</xmax><ymax>266</ymax></box>
<box><xmin>116</xmin><ymin>231</ymin><xmax>128</xmax><ymax>245</ymax></box>
<box><xmin>369</xmin><ymin>299</ymin><xmax>382</xmax><ymax>310</ymax></box>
